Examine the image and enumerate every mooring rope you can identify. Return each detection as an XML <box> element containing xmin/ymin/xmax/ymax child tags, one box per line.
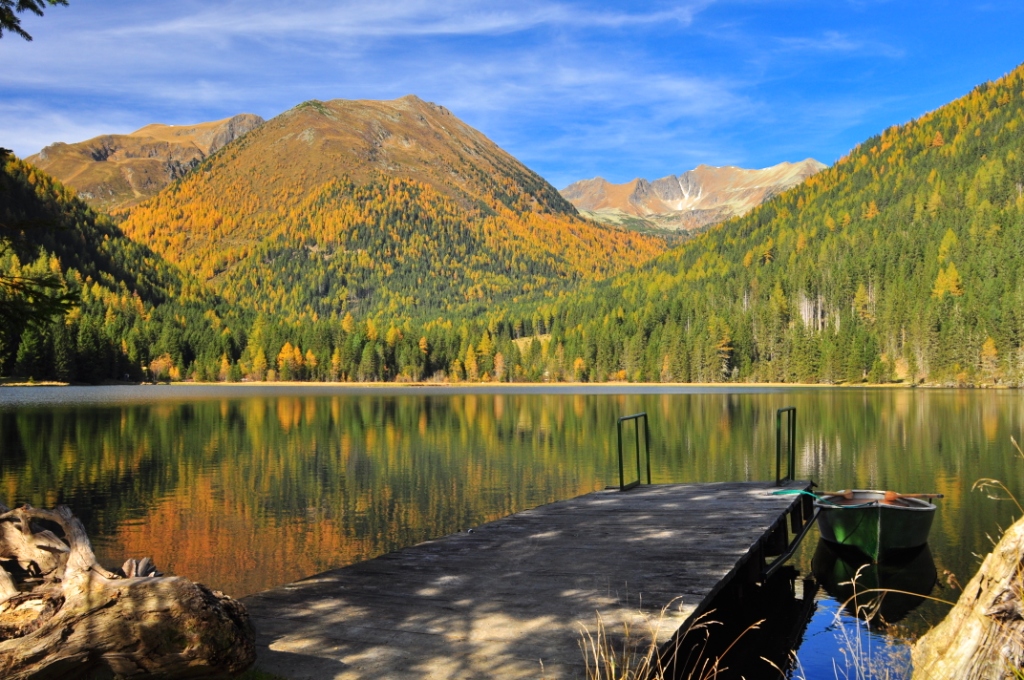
<box><xmin>770</xmin><ymin>488</ymin><xmax>877</xmax><ymax>508</ymax></box>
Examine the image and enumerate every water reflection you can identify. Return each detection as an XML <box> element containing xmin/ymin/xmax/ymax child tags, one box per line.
<box><xmin>671</xmin><ymin>566</ymin><xmax>819</xmax><ymax>680</ymax></box>
<box><xmin>811</xmin><ymin>540</ymin><xmax>938</xmax><ymax>625</ymax></box>
<box><xmin>0</xmin><ymin>385</ymin><xmax>1020</xmax><ymax>614</ymax></box>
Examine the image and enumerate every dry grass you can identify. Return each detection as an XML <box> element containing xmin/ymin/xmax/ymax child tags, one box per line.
<box><xmin>973</xmin><ymin>436</ymin><xmax>1024</xmax><ymax>516</ymax></box>
<box><xmin>819</xmin><ymin>566</ymin><xmax>915</xmax><ymax>680</ymax></box>
<box><xmin>579</xmin><ymin>600</ymin><xmax>763</xmax><ymax>680</ymax></box>
<box><xmin>973</xmin><ymin>437</ymin><xmax>1024</xmax><ymax>678</ymax></box>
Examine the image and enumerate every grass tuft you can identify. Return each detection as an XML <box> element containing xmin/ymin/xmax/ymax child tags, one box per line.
<box><xmin>579</xmin><ymin>599</ymin><xmax>761</xmax><ymax>680</ymax></box>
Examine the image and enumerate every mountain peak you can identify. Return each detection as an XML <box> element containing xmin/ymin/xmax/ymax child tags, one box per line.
<box><xmin>129</xmin><ymin>113</ymin><xmax>264</xmax><ymax>155</ymax></box>
<box><xmin>114</xmin><ymin>95</ymin><xmax>664</xmax><ymax>319</ymax></box>
<box><xmin>562</xmin><ymin>159</ymin><xmax>826</xmax><ymax>231</ymax></box>
<box><xmin>224</xmin><ymin>95</ymin><xmax>576</xmax><ymax>216</ymax></box>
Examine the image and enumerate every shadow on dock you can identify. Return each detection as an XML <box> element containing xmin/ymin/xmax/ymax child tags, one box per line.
<box><xmin>243</xmin><ymin>482</ymin><xmax>811</xmax><ymax>679</ymax></box>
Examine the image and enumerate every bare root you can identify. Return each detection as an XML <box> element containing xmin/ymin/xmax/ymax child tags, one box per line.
<box><xmin>0</xmin><ymin>501</ymin><xmax>255</xmax><ymax>679</ymax></box>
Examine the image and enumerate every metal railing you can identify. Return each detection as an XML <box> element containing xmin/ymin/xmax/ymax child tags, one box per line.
<box><xmin>616</xmin><ymin>413</ymin><xmax>651</xmax><ymax>491</ymax></box>
<box><xmin>775</xmin><ymin>406</ymin><xmax>796</xmax><ymax>485</ymax></box>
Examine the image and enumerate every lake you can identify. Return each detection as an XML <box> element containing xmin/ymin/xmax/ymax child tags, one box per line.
<box><xmin>0</xmin><ymin>385</ymin><xmax>1020</xmax><ymax>677</ymax></box>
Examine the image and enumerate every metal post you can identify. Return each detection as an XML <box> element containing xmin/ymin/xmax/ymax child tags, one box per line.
<box><xmin>644</xmin><ymin>415</ymin><xmax>652</xmax><ymax>485</ymax></box>
<box><xmin>617</xmin><ymin>419</ymin><xmax>626</xmax><ymax>490</ymax></box>
<box><xmin>776</xmin><ymin>411</ymin><xmax>782</xmax><ymax>485</ymax></box>
<box><xmin>776</xmin><ymin>407</ymin><xmax>796</xmax><ymax>485</ymax></box>
<box><xmin>616</xmin><ymin>413</ymin><xmax>649</xmax><ymax>491</ymax></box>
<box><xmin>788</xmin><ymin>409</ymin><xmax>797</xmax><ymax>481</ymax></box>
<box><xmin>634</xmin><ymin>420</ymin><xmax>642</xmax><ymax>487</ymax></box>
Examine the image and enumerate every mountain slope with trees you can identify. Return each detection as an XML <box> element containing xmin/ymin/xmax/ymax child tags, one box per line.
<box><xmin>118</xmin><ymin>96</ymin><xmax>664</xmax><ymax>321</ymax></box>
<box><xmin>0</xmin><ymin>154</ymin><xmax>244</xmax><ymax>382</ymax></box>
<box><xmin>6</xmin><ymin>62</ymin><xmax>1024</xmax><ymax>385</ymax></box>
<box><xmin>495</xmin><ymin>63</ymin><xmax>1024</xmax><ymax>385</ymax></box>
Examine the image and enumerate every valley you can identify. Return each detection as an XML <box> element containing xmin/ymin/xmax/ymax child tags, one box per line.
<box><xmin>4</xmin><ymin>64</ymin><xmax>1024</xmax><ymax>388</ymax></box>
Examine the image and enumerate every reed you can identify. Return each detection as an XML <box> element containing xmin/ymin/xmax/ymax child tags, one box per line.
<box><xmin>787</xmin><ymin>560</ymin><xmax>961</xmax><ymax>680</ymax></box>
<box><xmin>972</xmin><ymin>436</ymin><xmax>1024</xmax><ymax>678</ymax></box>
<box><xmin>972</xmin><ymin>436</ymin><xmax>1024</xmax><ymax>515</ymax></box>
<box><xmin>579</xmin><ymin>600</ymin><xmax>763</xmax><ymax>680</ymax></box>
<box><xmin>826</xmin><ymin>575</ymin><xmax>914</xmax><ymax>680</ymax></box>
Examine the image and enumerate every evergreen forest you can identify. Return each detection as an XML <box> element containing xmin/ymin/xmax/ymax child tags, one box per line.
<box><xmin>4</xmin><ymin>63</ymin><xmax>1024</xmax><ymax>386</ymax></box>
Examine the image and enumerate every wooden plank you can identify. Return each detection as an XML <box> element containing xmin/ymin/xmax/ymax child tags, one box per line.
<box><xmin>243</xmin><ymin>481</ymin><xmax>808</xmax><ymax>680</ymax></box>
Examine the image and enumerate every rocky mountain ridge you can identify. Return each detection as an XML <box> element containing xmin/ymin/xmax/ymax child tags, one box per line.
<box><xmin>562</xmin><ymin>159</ymin><xmax>826</xmax><ymax>231</ymax></box>
<box><xmin>25</xmin><ymin>113</ymin><xmax>265</xmax><ymax>210</ymax></box>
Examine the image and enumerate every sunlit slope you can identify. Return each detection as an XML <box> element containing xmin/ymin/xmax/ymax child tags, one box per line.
<box><xmin>25</xmin><ymin>114</ymin><xmax>264</xmax><ymax>211</ymax></box>
<box><xmin>562</xmin><ymin>159</ymin><xmax>826</xmax><ymax>232</ymax></box>
<box><xmin>120</xmin><ymin>95</ymin><xmax>665</xmax><ymax>320</ymax></box>
<box><xmin>1</xmin><ymin>157</ymin><xmax>186</xmax><ymax>306</ymax></box>
<box><xmin>526</xmin><ymin>64</ymin><xmax>1024</xmax><ymax>384</ymax></box>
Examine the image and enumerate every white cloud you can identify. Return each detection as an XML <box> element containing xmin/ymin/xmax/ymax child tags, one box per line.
<box><xmin>109</xmin><ymin>1</ymin><xmax>710</xmax><ymax>40</ymax></box>
<box><xmin>775</xmin><ymin>30</ymin><xmax>904</xmax><ymax>58</ymax></box>
<box><xmin>5</xmin><ymin>0</ymin><xmax>991</xmax><ymax>186</ymax></box>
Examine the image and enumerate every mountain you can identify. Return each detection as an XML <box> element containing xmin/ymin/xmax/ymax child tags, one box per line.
<box><xmin>118</xmin><ymin>95</ymin><xmax>665</xmax><ymax>321</ymax></box>
<box><xmin>561</xmin><ymin>159</ymin><xmax>826</xmax><ymax>232</ymax></box>
<box><xmin>6</xmin><ymin>62</ymin><xmax>1024</xmax><ymax>387</ymax></box>
<box><xmin>24</xmin><ymin>114</ymin><xmax>265</xmax><ymax>211</ymax></box>
<box><xmin>496</xmin><ymin>64</ymin><xmax>1024</xmax><ymax>385</ymax></box>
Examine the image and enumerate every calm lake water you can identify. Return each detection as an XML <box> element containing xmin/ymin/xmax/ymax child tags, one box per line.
<box><xmin>0</xmin><ymin>385</ymin><xmax>1020</xmax><ymax>677</ymax></box>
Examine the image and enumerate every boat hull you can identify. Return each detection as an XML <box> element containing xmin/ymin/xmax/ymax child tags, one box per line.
<box><xmin>814</xmin><ymin>490</ymin><xmax>936</xmax><ymax>561</ymax></box>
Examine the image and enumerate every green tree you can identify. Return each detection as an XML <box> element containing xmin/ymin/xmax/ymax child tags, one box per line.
<box><xmin>0</xmin><ymin>150</ymin><xmax>77</xmax><ymax>359</ymax></box>
<box><xmin>0</xmin><ymin>0</ymin><xmax>68</xmax><ymax>41</ymax></box>
<box><xmin>13</xmin><ymin>324</ymin><xmax>45</xmax><ymax>378</ymax></box>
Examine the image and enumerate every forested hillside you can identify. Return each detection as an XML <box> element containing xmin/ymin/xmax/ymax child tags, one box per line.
<box><xmin>489</xmin><ymin>64</ymin><xmax>1024</xmax><ymax>385</ymax></box>
<box><xmin>0</xmin><ymin>154</ymin><xmax>613</xmax><ymax>383</ymax></box>
<box><xmin>118</xmin><ymin>96</ymin><xmax>664</xmax><ymax>320</ymax></box>
<box><xmin>0</xmin><ymin>156</ymin><xmax>242</xmax><ymax>382</ymax></box>
<box><xmin>6</xmin><ymin>63</ymin><xmax>1024</xmax><ymax>385</ymax></box>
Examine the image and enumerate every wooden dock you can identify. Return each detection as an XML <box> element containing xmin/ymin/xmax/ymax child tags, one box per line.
<box><xmin>242</xmin><ymin>481</ymin><xmax>812</xmax><ymax>679</ymax></box>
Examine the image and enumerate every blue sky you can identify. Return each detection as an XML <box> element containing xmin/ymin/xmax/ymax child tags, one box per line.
<box><xmin>3</xmin><ymin>1</ymin><xmax>1023</xmax><ymax>189</ymax></box>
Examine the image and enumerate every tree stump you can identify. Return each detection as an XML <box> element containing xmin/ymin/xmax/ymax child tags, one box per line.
<box><xmin>0</xmin><ymin>502</ymin><xmax>255</xmax><ymax>679</ymax></box>
<box><xmin>912</xmin><ymin>515</ymin><xmax>1024</xmax><ymax>679</ymax></box>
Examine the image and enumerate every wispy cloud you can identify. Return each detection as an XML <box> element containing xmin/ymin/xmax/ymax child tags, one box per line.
<box><xmin>3</xmin><ymin>0</ymin><xmax>1019</xmax><ymax>185</ymax></box>
<box><xmin>0</xmin><ymin>101</ymin><xmax>143</xmax><ymax>156</ymax></box>
<box><xmin>111</xmin><ymin>1</ymin><xmax>711</xmax><ymax>40</ymax></box>
<box><xmin>775</xmin><ymin>30</ymin><xmax>904</xmax><ymax>58</ymax></box>
<box><xmin>1</xmin><ymin>0</ymin><xmax>743</xmax><ymax>173</ymax></box>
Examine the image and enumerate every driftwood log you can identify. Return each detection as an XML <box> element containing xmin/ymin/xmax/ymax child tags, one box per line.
<box><xmin>0</xmin><ymin>502</ymin><xmax>255</xmax><ymax>679</ymax></box>
<box><xmin>913</xmin><ymin>515</ymin><xmax>1024</xmax><ymax>679</ymax></box>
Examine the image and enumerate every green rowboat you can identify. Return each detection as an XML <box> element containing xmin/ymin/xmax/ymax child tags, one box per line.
<box><xmin>814</xmin><ymin>489</ymin><xmax>938</xmax><ymax>561</ymax></box>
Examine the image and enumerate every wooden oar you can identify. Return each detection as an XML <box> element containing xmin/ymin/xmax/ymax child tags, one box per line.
<box><xmin>883</xmin><ymin>490</ymin><xmax>944</xmax><ymax>501</ymax></box>
<box><xmin>819</xmin><ymin>490</ymin><xmax>854</xmax><ymax>500</ymax></box>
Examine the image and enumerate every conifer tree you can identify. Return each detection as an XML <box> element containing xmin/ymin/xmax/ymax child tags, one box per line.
<box><xmin>0</xmin><ymin>0</ymin><xmax>66</xmax><ymax>41</ymax></box>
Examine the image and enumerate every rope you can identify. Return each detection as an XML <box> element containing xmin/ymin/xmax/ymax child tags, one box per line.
<box><xmin>771</xmin><ymin>488</ymin><xmax>877</xmax><ymax>508</ymax></box>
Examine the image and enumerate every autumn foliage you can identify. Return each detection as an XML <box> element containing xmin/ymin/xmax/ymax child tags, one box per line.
<box><xmin>7</xmin><ymin>64</ymin><xmax>1024</xmax><ymax>385</ymax></box>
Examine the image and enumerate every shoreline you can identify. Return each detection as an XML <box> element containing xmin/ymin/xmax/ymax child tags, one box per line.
<box><xmin>0</xmin><ymin>379</ymin><xmax>1014</xmax><ymax>390</ymax></box>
